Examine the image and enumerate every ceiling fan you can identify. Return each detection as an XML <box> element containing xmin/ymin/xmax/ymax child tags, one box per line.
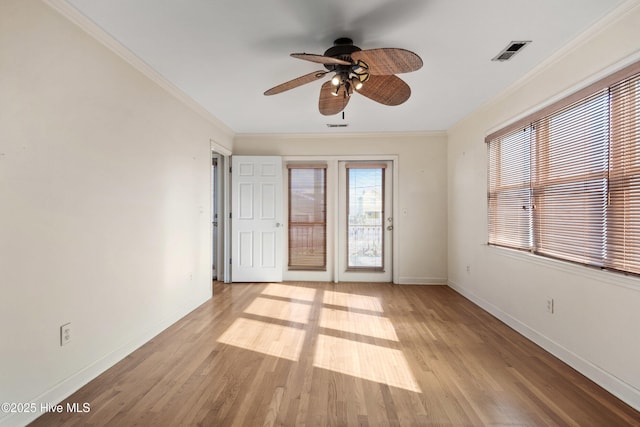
<box><xmin>264</xmin><ymin>37</ymin><xmax>423</xmax><ymax>115</ymax></box>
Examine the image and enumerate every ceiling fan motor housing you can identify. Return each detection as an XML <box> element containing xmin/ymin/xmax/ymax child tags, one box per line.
<box><xmin>323</xmin><ymin>38</ymin><xmax>361</xmax><ymax>71</ymax></box>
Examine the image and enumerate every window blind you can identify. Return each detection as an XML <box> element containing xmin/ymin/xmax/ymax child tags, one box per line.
<box><xmin>288</xmin><ymin>165</ymin><xmax>327</xmax><ymax>270</ymax></box>
<box><xmin>487</xmin><ymin>60</ymin><xmax>640</xmax><ymax>276</ymax></box>
<box><xmin>487</xmin><ymin>127</ymin><xmax>533</xmax><ymax>250</ymax></box>
<box><xmin>532</xmin><ymin>91</ymin><xmax>610</xmax><ymax>266</ymax></box>
<box><xmin>607</xmin><ymin>74</ymin><xmax>640</xmax><ymax>274</ymax></box>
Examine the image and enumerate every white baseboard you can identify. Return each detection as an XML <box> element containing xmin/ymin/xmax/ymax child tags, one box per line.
<box><xmin>447</xmin><ymin>280</ymin><xmax>640</xmax><ymax>412</ymax></box>
<box><xmin>0</xmin><ymin>295</ymin><xmax>210</xmax><ymax>427</ymax></box>
<box><xmin>398</xmin><ymin>276</ymin><xmax>447</xmax><ymax>285</ymax></box>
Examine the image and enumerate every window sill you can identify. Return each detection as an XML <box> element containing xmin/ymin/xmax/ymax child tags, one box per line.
<box><xmin>486</xmin><ymin>244</ymin><xmax>640</xmax><ymax>292</ymax></box>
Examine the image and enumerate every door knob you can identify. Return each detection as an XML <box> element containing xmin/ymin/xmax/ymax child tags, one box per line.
<box><xmin>387</xmin><ymin>225</ymin><xmax>393</xmax><ymax>231</ymax></box>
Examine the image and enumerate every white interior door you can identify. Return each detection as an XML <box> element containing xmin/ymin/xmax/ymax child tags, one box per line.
<box><xmin>337</xmin><ymin>161</ymin><xmax>393</xmax><ymax>282</ymax></box>
<box><xmin>231</xmin><ymin>156</ymin><xmax>283</xmax><ymax>282</ymax></box>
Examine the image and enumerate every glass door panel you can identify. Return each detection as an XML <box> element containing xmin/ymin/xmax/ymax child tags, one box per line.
<box><xmin>347</xmin><ymin>167</ymin><xmax>384</xmax><ymax>270</ymax></box>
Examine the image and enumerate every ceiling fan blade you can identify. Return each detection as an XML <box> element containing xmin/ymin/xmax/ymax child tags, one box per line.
<box><xmin>356</xmin><ymin>74</ymin><xmax>411</xmax><ymax>106</ymax></box>
<box><xmin>264</xmin><ymin>70</ymin><xmax>328</xmax><ymax>96</ymax></box>
<box><xmin>351</xmin><ymin>48</ymin><xmax>422</xmax><ymax>75</ymax></box>
<box><xmin>291</xmin><ymin>53</ymin><xmax>351</xmax><ymax>66</ymax></box>
<box><xmin>319</xmin><ymin>81</ymin><xmax>350</xmax><ymax>115</ymax></box>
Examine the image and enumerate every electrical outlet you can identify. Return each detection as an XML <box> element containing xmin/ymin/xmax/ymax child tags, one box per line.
<box><xmin>546</xmin><ymin>298</ymin><xmax>554</xmax><ymax>314</ymax></box>
<box><xmin>60</xmin><ymin>323</ymin><xmax>71</xmax><ymax>346</ymax></box>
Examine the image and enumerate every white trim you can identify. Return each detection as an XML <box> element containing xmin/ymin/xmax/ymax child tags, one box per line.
<box><xmin>484</xmin><ymin>50</ymin><xmax>640</xmax><ymax>137</ymax></box>
<box><xmin>211</xmin><ymin>152</ymin><xmax>226</xmax><ymax>282</ymax></box>
<box><xmin>486</xmin><ymin>245</ymin><xmax>640</xmax><ymax>293</ymax></box>
<box><xmin>0</xmin><ymin>296</ymin><xmax>209</xmax><ymax>427</ymax></box>
<box><xmin>223</xmin><ymin>156</ymin><xmax>232</xmax><ymax>283</ymax></box>
<box><xmin>452</xmin><ymin>0</ymin><xmax>640</xmax><ymax>135</ymax></box>
<box><xmin>447</xmin><ymin>280</ymin><xmax>640</xmax><ymax>412</ymax></box>
<box><xmin>235</xmin><ymin>131</ymin><xmax>447</xmax><ymax>140</ymax></box>
<box><xmin>211</xmin><ymin>139</ymin><xmax>231</xmax><ymax>157</ymax></box>
<box><xmin>398</xmin><ymin>277</ymin><xmax>447</xmax><ymax>285</ymax></box>
<box><xmin>331</xmin><ymin>159</ymin><xmax>340</xmax><ymax>283</ymax></box>
<box><xmin>392</xmin><ymin>158</ymin><xmax>400</xmax><ymax>284</ymax></box>
<box><xmin>283</xmin><ymin>155</ymin><xmax>399</xmax><ymax>162</ymax></box>
<box><xmin>490</xmin><ymin>0</ymin><xmax>640</xmax><ymax>108</ymax></box>
<box><xmin>43</xmin><ymin>0</ymin><xmax>235</xmax><ymax>143</ymax></box>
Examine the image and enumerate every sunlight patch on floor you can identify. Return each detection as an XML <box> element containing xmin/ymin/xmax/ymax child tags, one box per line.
<box><xmin>319</xmin><ymin>308</ymin><xmax>399</xmax><ymax>341</ymax></box>
<box><xmin>245</xmin><ymin>297</ymin><xmax>312</xmax><ymax>323</ymax></box>
<box><xmin>217</xmin><ymin>317</ymin><xmax>305</xmax><ymax>361</ymax></box>
<box><xmin>313</xmin><ymin>334</ymin><xmax>421</xmax><ymax>392</ymax></box>
<box><xmin>322</xmin><ymin>290</ymin><xmax>384</xmax><ymax>312</ymax></box>
<box><xmin>261</xmin><ymin>283</ymin><xmax>317</xmax><ymax>302</ymax></box>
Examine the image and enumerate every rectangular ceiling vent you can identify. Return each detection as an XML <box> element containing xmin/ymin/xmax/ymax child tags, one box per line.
<box><xmin>492</xmin><ymin>40</ymin><xmax>531</xmax><ymax>62</ymax></box>
<box><xmin>326</xmin><ymin>123</ymin><xmax>349</xmax><ymax>128</ymax></box>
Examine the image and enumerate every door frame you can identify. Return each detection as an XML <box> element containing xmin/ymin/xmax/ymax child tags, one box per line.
<box><xmin>211</xmin><ymin>153</ymin><xmax>225</xmax><ymax>281</ymax></box>
<box><xmin>210</xmin><ymin>140</ymin><xmax>232</xmax><ymax>284</ymax></box>
<box><xmin>337</xmin><ymin>160</ymin><xmax>393</xmax><ymax>282</ymax></box>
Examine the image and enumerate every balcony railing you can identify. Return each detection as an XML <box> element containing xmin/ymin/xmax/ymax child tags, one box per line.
<box><xmin>348</xmin><ymin>223</ymin><xmax>382</xmax><ymax>268</ymax></box>
<box><xmin>289</xmin><ymin>223</ymin><xmax>325</xmax><ymax>269</ymax></box>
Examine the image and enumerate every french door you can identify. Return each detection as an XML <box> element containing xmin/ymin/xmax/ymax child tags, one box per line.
<box><xmin>337</xmin><ymin>161</ymin><xmax>393</xmax><ymax>282</ymax></box>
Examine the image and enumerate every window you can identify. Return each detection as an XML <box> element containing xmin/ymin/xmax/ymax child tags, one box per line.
<box><xmin>532</xmin><ymin>91</ymin><xmax>610</xmax><ymax>266</ymax></box>
<box><xmin>607</xmin><ymin>75</ymin><xmax>640</xmax><ymax>273</ymax></box>
<box><xmin>488</xmin><ymin>127</ymin><xmax>533</xmax><ymax>250</ymax></box>
<box><xmin>288</xmin><ymin>165</ymin><xmax>326</xmax><ymax>270</ymax></box>
<box><xmin>487</xmin><ymin>61</ymin><xmax>640</xmax><ymax>276</ymax></box>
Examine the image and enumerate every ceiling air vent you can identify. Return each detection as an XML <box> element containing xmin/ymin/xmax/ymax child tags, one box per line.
<box><xmin>492</xmin><ymin>40</ymin><xmax>531</xmax><ymax>62</ymax></box>
<box><xmin>326</xmin><ymin>123</ymin><xmax>349</xmax><ymax>128</ymax></box>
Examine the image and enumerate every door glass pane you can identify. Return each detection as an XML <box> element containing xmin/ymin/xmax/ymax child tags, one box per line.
<box><xmin>347</xmin><ymin>168</ymin><xmax>384</xmax><ymax>270</ymax></box>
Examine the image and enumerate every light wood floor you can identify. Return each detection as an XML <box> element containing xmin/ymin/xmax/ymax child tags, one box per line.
<box><xmin>32</xmin><ymin>282</ymin><xmax>640</xmax><ymax>426</ymax></box>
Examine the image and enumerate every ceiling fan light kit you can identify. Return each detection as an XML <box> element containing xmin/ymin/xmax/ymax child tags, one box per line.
<box><xmin>264</xmin><ymin>38</ymin><xmax>422</xmax><ymax>116</ymax></box>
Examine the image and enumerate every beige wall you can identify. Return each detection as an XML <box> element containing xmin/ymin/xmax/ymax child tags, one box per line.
<box><xmin>234</xmin><ymin>133</ymin><xmax>448</xmax><ymax>284</ymax></box>
<box><xmin>0</xmin><ymin>1</ymin><xmax>232</xmax><ymax>425</ymax></box>
<box><xmin>4</xmin><ymin>0</ymin><xmax>639</xmax><ymax>422</ymax></box>
<box><xmin>447</xmin><ymin>3</ymin><xmax>640</xmax><ymax>409</ymax></box>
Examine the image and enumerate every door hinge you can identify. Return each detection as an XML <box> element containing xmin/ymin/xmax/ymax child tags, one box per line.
<box><xmin>229</xmin><ymin>212</ymin><xmax>232</xmax><ymax>219</ymax></box>
<box><xmin>229</xmin><ymin>166</ymin><xmax>232</xmax><ymax>173</ymax></box>
<box><xmin>229</xmin><ymin>258</ymin><xmax>232</xmax><ymax>265</ymax></box>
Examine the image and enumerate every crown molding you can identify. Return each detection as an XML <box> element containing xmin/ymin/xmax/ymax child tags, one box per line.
<box><xmin>43</xmin><ymin>0</ymin><xmax>235</xmax><ymax>140</ymax></box>
<box><xmin>234</xmin><ymin>130</ymin><xmax>448</xmax><ymax>141</ymax></box>
<box><xmin>494</xmin><ymin>0</ymin><xmax>640</xmax><ymax>104</ymax></box>
<box><xmin>450</xmin><ymin>0</ymin><xmax>640</xmax><ymax>134</ymax></box>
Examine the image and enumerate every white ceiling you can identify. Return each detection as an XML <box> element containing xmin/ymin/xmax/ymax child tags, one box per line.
<box><xmin>65</xmin><ymin>0</ymin><xmax>625</xmax><ymax>134</ymax></box>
